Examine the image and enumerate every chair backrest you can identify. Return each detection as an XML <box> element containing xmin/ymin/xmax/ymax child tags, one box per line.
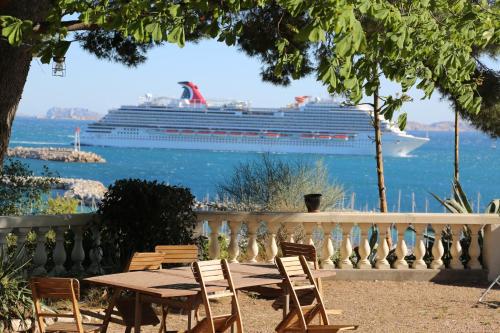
<box><xmin>155</xmin><ymin>244</ymin><xmax>198</xmax><ymax>264</ymax></box>
<box><xmin>191</xmin><ymin>259</ymin><xmax>243</xmax><ymax>333</ymax></box>
<box><xmin>30</xmin><ymin>277</ymin><xmax>83</xmax><ymax>333</ymax></box>
<box><xmin>280</xmin><ymin>242</ymin><xmax>318</xmax><ymax>269</ymax></box>
<box><xmin>125</xmin><ymin>252</ymin><xmax>164</xmax><ymax>272</ymax></box>
<box><xmin>275</xmin><ymin>255</ymin><xmax>329</xmax><ymax>331</ymax></box>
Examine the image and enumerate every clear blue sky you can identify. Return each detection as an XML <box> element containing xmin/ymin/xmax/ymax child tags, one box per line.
<box><xmin>17</xmin><ymin>40</ymin><xmax>493</xmax><ymax>123</ymax></box>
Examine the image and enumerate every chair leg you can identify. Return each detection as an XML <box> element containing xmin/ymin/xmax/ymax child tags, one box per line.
<box><xmin>188</xmin><ymin>309</ymin><xmax>194</xmax><ymax>330</ymax></box>
<box><xmin>158</xmin><ymin>306</ymin><xmax>168</xmax><ymax>333</ymax></box>
<box><xmin>125</xmin><ymin>327</ymin><xmax>132</xmax><ymax>333</ymax></box>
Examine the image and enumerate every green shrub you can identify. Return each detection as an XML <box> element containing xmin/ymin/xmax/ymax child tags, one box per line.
<box><xmin>0</xmin><ymin>247</ymin><xmax>33</xmax><ymax>332</ymax></box>
<box><xmin>218</xmin><ymin>154</ymin><xmax>344</xmax><ymax>212</ymax></box>
<box><xmin>96</xmin><ymin>179</ymin><xmax>197</xmax><ymax>270</ymax></box>
<box><xmin>45</xmin><ymin>196</ymin><xmax>79</xmax><ymax>215</ymax></box>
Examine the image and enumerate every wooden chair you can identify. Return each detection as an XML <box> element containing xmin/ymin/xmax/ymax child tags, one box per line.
<box><xmin>281</xmin><ymin>242</ymin><xmax>323</xmax><ymax>295</ymax></box>
<box><xmin>155</xmin><ymin>245</ymin><xmax>201</xmax><ymax>332</ymax></box>
<box><xmin>189</xmin><ymin>259</ymin><xmax>243</xmax><ymax>333</ymax></box>
<box><xmin>275</xmin><ymin>256</ymin><xmax>357</xmax><ymax>333</ymax></box>
<box><xmin>30</xmin><ymin>277</ymin><xmax>103</xmax><ymax>333</ymax></box>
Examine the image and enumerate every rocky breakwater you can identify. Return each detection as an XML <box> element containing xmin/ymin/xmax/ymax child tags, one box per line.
<box><xmin>52</xmin><ymin>178</ymin><xmax>108</xmax><ymax>206</ymax></box>
<box><xmin>7</xmin><ymin>146</ymin><xmax>105</xmax><ymax>163</ymax></box>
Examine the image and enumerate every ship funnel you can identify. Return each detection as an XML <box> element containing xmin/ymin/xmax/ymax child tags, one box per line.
<box><xmin>178</xmin><ymin>81</ymin><xmax>207</xmax><ymax>105</ymax></box>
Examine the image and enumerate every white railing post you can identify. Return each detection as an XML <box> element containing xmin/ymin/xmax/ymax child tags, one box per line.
<box><xmin>302</xmin><ymin>222</ymin><xmax>315</xmax><ymax>246</ymax></box>
<box><xmin>357</xmin><ymin>223</ymin><xmax>372</xmax><ymax>269</ymax></box>
<box><xmin>247</xmin><ymin>219</ymin><xmax>260</xmax><ymax>263</ymax></box>
<box><xmin>51</xmin><ymin>226</ymin><xmax>67</xmax><ymax>276</ymax></box>
<box><xmin>265</xmin><ymin>221</ymin><xmax>279</xmax><ymax>263</ymax></box>
<box><xmin>339</xmin><ymin>224</ymin><xmax>354</xmax><ymax>269</ymax></box>
<box><xmin>32</xmin><ymin>227</ymin><xmax>49</xmax><ymax>276</ymax></box>
<box><xmin>285</xmin><ymin>222</ymin><xmax>295</xmax><ymax>243</ymax></box>
<box><xmin>393</xmin><ymin>225</ymin><xmax>409</xmax><ymax>269</ymax></box>
<box><xmin>412</xmin><ymin>224</ymin><xmax>428</xmax><ymax>269</ymax></box>
<box><xmin>430</xmin><ymin>226</ymin><xmax>445</xmax><ymax>269</ymax></box>
<box><xmin>321</xmin><ymin>223</ymin><xmax>335</xmax><ymax>269</ymax></box>
<box><xmin>227</xmin><ymin>220</ymin><xmax>241</xmax><ymax>263</ymax></box>
<box><xmin>71</xmin><ymin>225</ymin><xmax>85</xmax><ymax>274</ymax></box>
<box><xmin>467</xmin><ymin>225</ymin><xmax>482</xmax><ymax>269</ymax></box>
<box><xmin>450</xmin><ymin>225</ymin><xmax>464</xmax><ymax>269</ymax></box>
<box><xmin>208</xmin><ymin>219</ymin><xmax>221</xmax><ymax>259</ymax></box>
<box><xmin>375</xmin><ymin>223</ymin><xmax>390</xmax><ymax>269</ymax></box>
<box><xmin>88</xmin><ymin>226</ymin><xmax>104</xmax><ymax>275</ymax></box>
<box><xmin>15</xmin><ymin>227</ymin><xmax>31</xmax><ymax>249</ymax></box>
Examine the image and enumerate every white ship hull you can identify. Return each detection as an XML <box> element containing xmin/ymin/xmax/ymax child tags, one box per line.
<box><xmin>80</xmin><ymin>129</ymin><xmax>428</xmax><ymax>156</ymax></box>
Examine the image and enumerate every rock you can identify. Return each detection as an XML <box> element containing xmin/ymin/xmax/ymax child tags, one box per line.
<box><xmin>7</xmin><ymin>146</ymin><xmax>105</xmax><ymax>163</ymax></box>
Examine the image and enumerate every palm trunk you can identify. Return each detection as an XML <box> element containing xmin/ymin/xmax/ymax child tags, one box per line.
<box><xmin>454</xmin><ymin>109</ymin><xmax>459</xmax><ymax>182</ymax></box>
<box><xmin>373</xmin><ymin>86</ymin><xmax>388</xmax><ymax>213</ymax></box>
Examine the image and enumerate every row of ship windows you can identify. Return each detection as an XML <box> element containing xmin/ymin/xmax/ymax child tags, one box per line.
<box><xmin>102</xmin><ymin>135</ymin><xmax>359</xmax><ymax>146</ymax></box>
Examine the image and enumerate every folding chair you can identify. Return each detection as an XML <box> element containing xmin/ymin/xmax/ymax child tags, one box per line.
<box><xmin>189</xmin><ymin>259</ymin><xmax>244</xmax><ymax>333</ymax></box>
<box><xmin>478</xmin><ymin>274</ymin><xmax>500</xmax><ymax>306</ymax></box>
<box><xmin>30</xmin><ymin>277</ymin><xmax>103</xmax><ymax>333</ymax></box>
<box><xmin>155</xmin><ymin>245</ymin><xmax>201</xmax><ymax>331</ymax></box>
<box><xmin>275</xmin><ymin>256</ymin><xmax>358</xmax><ymax>333</ymax></box>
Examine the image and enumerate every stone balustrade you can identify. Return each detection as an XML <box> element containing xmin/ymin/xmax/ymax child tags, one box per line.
<box><xmin>1</xmin><ymin>212</ymin><xmax>499</xmax><ymax>280</ymax></box>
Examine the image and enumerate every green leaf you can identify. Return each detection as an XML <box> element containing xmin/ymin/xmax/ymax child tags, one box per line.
<box><xmin>335</xmin><ymin>35</ymin><xmax>352</xmax><ymax>57</ymax></box>
<box><xmin>344</xmin><ymin>77</ymin><xmax>357</xmax><ymax>90</ymax></box>
<box><xmin>397</xmin><ymin>113</ymin><xmax>407</xmax><ymax>130</ymax></box>
<box><xmin>146</xmin><ymin>22</ymin><xmax>162</xmax><ymax>42</ymax></box>
<box><xmin>168</xmin><ymin>25</ymin><xmax>185</xmax><ymax>47</ymax></box>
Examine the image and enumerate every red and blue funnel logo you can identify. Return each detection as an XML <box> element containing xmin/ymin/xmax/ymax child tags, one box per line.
<box><xmin>178</xmin><ymin>81</ymin><xmax>207</xmax><ymax>105</ymax></box>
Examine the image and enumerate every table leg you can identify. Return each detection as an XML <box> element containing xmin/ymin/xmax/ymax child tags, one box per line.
<box><xmin>101</xmin><ymin>287</ymin><xmax>122</xmax><ymax>333</ymax></box>
<box><xmin>134</xmin><ymin>292</ymin><xmax>142</xmax><ymax>333</ymax></box>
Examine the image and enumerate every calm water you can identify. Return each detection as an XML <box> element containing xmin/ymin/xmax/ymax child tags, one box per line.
<box><xmin>10</xmin><ymin>117</ymin><xmax>499</xmax><ymax>213</ymax></box>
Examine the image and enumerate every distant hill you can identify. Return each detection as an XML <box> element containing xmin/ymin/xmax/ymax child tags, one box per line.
<box><xmin>45</xmin><ymin>107</ymin><xmax>102</xmax><ymax>121</ymax></box>
<box><xmin>406</xmin><ymin>121</ymin><xmax>476</xmax><ymax>132</ymax></box>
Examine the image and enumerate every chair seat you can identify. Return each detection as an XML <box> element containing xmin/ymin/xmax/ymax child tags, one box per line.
<box><xmin>45</xmin><ymin>321</ymin><xmax>102</xmax><ymax>332</ymax></box>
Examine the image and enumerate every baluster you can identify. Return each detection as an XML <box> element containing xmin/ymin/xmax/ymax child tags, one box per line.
<box><xmin>32</xmin><ymin>227</ymin><xmax>49</xmax><ymax>276</ymax></box>
<box><xmin>265</xmin><ymin>221</ymin><xmax>279</xmax><ymax>263</ymax></box>
<box><xmin>208</xmin><ymin>219</ymin><xmax>221</xmax><ymax>259</ymax></box>
<box><xmin>339</xmin><ymin>224</ymin><xmax>353</xmax><ymax>269</ymax></box>
<box><xmin>467</xmin><ymin>224</ymin><xmax>482</xmax><ymax>269</ymax></box>
<box><xmin>51</xmin><ymin>227</ymin><xmax>67</xmax><ymax>276</ymax></box>
<box><xmin>393</xmin><ymin>225</ymin><xmax>409</xmax><ymax>269</ymax></box>
<box><xmin>321</xmin><ymin>223</ymin><xmax>335</xmax><ymax>269</ymax></box>
<box><xmin>450</xmin><ymin>224</ymin><xmax>464</xmax><ymax>269</ymax></box>
<box><xmin>247</xmin><ymin>219</ymin><xmax>260</xmax><ymax>263</ymax></box>
<box><xmin>15</xmin><ymin>227</ymin><xmax>31</xmax><ymax>256</ymax></box>
<box><xmin>430</xmin><ymin>226</ymin><xmax>445</xmax><ymax>269</ymax></box>
<box><xmin>227</xmin><ymin>220</ymin><xmax>241</xmax><ymax>263</ymax></box>
<box><xmin>375</xmin><ymin>223</ymin><xmax>390</xmax><ymax>269</ymax></box>
<box><xmin>302</xmin><ymin>223</ymin><xmax>316</xmax><ymax>246</ymax></box>
<box><xmin>88</xmin><ymin>226</ymin><xmax>104</xmax><ymax>275</ymax></box>
<box><xmin>193</xmin><ymin>220</ymin><xmax>204</xmax><ymax>238</ymax></box>
<box><xmin>71</xmin><ymin>226</ymin><xmax>85</xmax><ymax>274</ymax></box>
<box><xmin>412</xmin><ymin>224</ymin><xmax>428</xmax><ymax>269</ymax></box>
<box><xmin>285</xmin><ymin>222</ymin><xmax>295</xmax><ymax>243</ymax></box>
<box><xmin>357</xmin><ymin>223</ymin><xmax>372</xmax><ymax>269</ymax></box>
<box><xmin>0</xmin><ymin>229</ymin><xmax>10</xmax><ymax>254</ymax></box>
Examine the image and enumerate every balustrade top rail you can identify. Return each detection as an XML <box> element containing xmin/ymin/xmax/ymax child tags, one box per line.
<box><xmin>0</xmin><ymin>213</ymin><xmax>94</xmax><ymax>229</ymax></box>
<box><xmin>195</xmin><ymin>211</ymin><xmax>500</xmax><ymax>225</ymax></box>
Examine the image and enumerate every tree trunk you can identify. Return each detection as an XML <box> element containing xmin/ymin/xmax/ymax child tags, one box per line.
<box><xmin>454</xmin><ymin>109</ymin><xmax>459</xmax><ymax>182</ymax></box>
<box><xmin>373</xmin><ymin>86</ymin><xmax>388</xmax><ymax>213</ymax></box>
<box><xmin>0</xmin><ymin>0</ymin><xmax>52</xmax><ymax>165</ymax></box>
<box><xmin>0</xmin><ymin>41</ymin><xmax>32</xmax><ymax>164</ymax></box>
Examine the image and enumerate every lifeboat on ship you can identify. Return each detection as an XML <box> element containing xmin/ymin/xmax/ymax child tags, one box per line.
<box><xmin>198</xmin><ymin>130</ymin><xmax>211</xmax><ymax>134</ymax></box>
<box><xmin>244</xmin><ymin>132</ymin><xmax>258</xmax><ymax>136</ymax></box>
<box><xmin>230</xmin><ymin>132</ymin><xmax>242</xmax><ymax>136</ymax></box>
<box><xmin>165</xmin><ymin>129</ymin><xmax>178</xmax><ymax>133</ymax></box>
<box><xmin>332</xmin><ymin>134</ymin><xmax>349</xmax><ymax>140</ymax></box>
<box><xmin>213</xmin><ymin>131</ymin><xmax>226</xmax><ymax>135</ymax></box>
<box><xmin>301</xmin><ymin>134</ymin><xmax>315</xmax><ymax>139</ymax></box>
<box><xmin>316</xmin><ymin>135</ymin><xmax>332</xmax><ymax>139</ymax></box>
<box><xmin>182</xmin><ymin>129</ymin><xmax>195</xmax><ymax>134</ymax></box>
<box><xmin>265</xmin><ymin>132</ymin><xmax>280</xmax><ymax>138</ymax></box>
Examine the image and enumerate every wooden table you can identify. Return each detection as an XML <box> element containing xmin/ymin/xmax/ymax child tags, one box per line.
<box><xmin>85</xmin><ymin>263</ymin><xmax>336</xmax><ymax>332</ymax></box>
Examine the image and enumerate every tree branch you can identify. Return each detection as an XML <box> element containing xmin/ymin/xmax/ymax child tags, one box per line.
<box><xmin>32</xmin><ymin>20</ymin><xmax>98</xmax><ymax>34</ymax></box>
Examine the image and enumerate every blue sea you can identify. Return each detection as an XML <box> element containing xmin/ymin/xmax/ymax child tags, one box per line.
<box><xmin>10</xmin><ymin>117</ymin><xmax>499</xmax><ymax>213</ymax></box>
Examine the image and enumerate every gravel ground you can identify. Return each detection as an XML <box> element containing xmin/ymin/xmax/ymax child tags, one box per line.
<box><xmin>94</xmin><ymin>280</ymin><xmax>499</xmax><ymax>333</ymax></box>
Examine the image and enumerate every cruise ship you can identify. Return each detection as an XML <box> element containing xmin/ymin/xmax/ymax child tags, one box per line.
<box><xmin>80</xmin><ymin>82</ymin><xmax>429</xmax><ymax>156</ymax></box>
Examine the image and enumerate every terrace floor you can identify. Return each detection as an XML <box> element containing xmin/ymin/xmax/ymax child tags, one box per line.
<box><xmin>96</xmin><ymin>280</ymin><xmax>500</xmax><ymax>333</ymax></box>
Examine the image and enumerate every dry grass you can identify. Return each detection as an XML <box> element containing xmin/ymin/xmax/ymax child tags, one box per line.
<box><xmin>82</xmin><ymin>280</ymin><xmax>500</xmax><ymax>333</ymax></box>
